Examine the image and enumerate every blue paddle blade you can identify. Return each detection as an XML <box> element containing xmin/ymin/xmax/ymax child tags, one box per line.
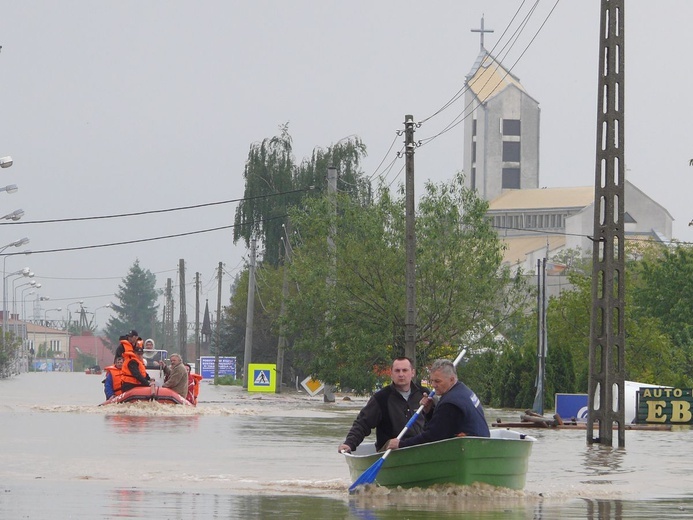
<box><xmin>349</xmin><ymin>456</ymin><xmax>385</xmax><ymax>492</ymax></box>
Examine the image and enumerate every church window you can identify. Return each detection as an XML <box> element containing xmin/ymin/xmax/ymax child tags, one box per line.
<box><xmin>502</xmin><ymin>119</ymin><xmax>521</xmax><ymax>136</ymax></box>
<box><xmin>502</xmin><ymin>168</ymin><xmax>521</xmax><ymax>189</ymax></box>
<box><xmin>503</xmin><ymin>142</ymin><xmax>521</xmax><ymax>162</ymax></box>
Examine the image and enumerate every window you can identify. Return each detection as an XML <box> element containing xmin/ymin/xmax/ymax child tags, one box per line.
<box><xmin>471</xmin><ymin>167</ymin><xmax>476</xmax><ymax>190</ymax></box>
<box><xmin>502</xmin><ymin>168</ymin><xmax>521</xmax><ymax>189</ymax></box>
<box><xmin>502</xmin><ymin>141</ymin><xmax>521</xmax><ymax>162</ymax></box>
<box><xmin>502</xmin><ymin>119</ymin><xmax>521</xmax><ymax>135</ymax></box>
<box><xmin>471</xmin><ymin>142</ymin><xmax>476</xmax><ymax>163</ymax></box>
<box><xmin>472</xmin><ymin>119</ymin><xmax>477</xmax><ymax>136</ymax></box>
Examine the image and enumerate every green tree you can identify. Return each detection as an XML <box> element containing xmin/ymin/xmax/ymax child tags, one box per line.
<box><xmin>233</xmin><ymin>125</ymin><xmax>370</xmax><ymax>266</ymax></box>
<box><xmin>0</xmin><ymin>331</ymin><xmax>20</xmax><ymax>378</ymax></box>
<box><xmin>631</xmin><ymin>243</ymin><xmax>693</xmax><ymax>384</ymax></box>
<box><xmin>285</xmin><ymin>174</ymin><xmax>529</xmax><ymax>392</ymax></box>
<box><xmin>104</xmin><ymin>260</ymin><xmax>159</xmax><ymax>350</ymax></box>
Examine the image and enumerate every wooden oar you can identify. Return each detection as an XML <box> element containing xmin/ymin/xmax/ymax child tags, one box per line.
<box><xmin>348</xmin><ymin>348</ymin><xmax>467</xmax><ymax>492</ymax></box>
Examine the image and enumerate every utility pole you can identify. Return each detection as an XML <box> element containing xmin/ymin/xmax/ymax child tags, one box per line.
<box><xmin>164</xmin><ymin>278</ymin><xmax>174</xmax><ymax>351</ymax></box>
<box><xmin>533</xmin><ymin>259</ymin><xmax>547</xmax><ymax>415</ymax></box>
<box><xmin>276</xmin><ymin>221</ymin><xmax>290</xmax><ymax>394</ymax></box>
<box><xmin>178</xmin><ymin>259</ymin><xmax>187</xmax><ymax>358</ymax></box>
<box><xmin>404</xmin><ymin>114</ymin><xmax>417</xmax><ymax>366</ymax></box>
<box><xmin>195</xmin><ymin>272</ymin><xmax>200</xmax><ymax>367</ymax></box>
<box><xmin>214</xmin><ymin>262</ymin><xmax>223</xmax><ymax>383</ymax></box>
<box><xmin>588</xmin><ymin>0</ymin><xmax>626</xmax><ymax>447</ymax></box>
<box><xmin>324</xmin><ymin>166</ymin><xmax>337</xmax><ymax>403</ymax></box>
<box><xmin>243</xmin><ymin>242</ymin><xmax>256</xmax><ymax>389</ymax></box>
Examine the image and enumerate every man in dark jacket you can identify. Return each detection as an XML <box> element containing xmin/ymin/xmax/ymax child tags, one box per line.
<box><xmin>385</xmin><ymin>358</ymin><xmax>489</xmax><ymax>450</ymax></box>
<box><xmin>338</xmin><ymin>357</ymin><xmax>431</xmax><ymax>453</ymax></box>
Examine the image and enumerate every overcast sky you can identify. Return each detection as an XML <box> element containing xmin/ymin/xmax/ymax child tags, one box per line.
<box><xmin>0</xmin><ymin>1</ymin><xmax>691</xmax><ymax>330</ymax></box>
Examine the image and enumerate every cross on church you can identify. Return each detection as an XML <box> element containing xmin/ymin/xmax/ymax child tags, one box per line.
<box><xmin>471</xmin><ymin>15</ymin><xmax>494</xmax><ymax>50</ymax></box>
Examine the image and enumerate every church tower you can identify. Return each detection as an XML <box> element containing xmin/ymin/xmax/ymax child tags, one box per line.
<box><xmin>463</xmin><ymin>17</ymin><xmax>540</xmax><ymax>202</ymax></box>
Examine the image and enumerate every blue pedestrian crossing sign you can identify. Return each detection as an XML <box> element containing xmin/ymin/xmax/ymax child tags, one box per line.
<box><xmin>255</xmin><ymin>370</ymin><xmax>270</xmax><ymax>386</ymax></box>
<box><xmin>247</xmin><ymin>363</ymin><xmax>276</xmax><ymax>393</ymax></box>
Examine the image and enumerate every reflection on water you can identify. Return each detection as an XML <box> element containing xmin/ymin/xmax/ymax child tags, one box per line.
<box><xmin>2</xmin><ymin>373</ymin><xmax>693</xmax><ymax>519</ymax></box>
<box><xmin>583</xmin><ymin>443</ymin><xmax>626</xmax><ymax>479</ymax></box>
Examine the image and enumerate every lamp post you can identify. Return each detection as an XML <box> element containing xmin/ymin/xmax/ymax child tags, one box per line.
<box><xmin>0</xmin><ymin>184</ymin><xmax>18</xmax><ymax>194</ymax></box>
<box><xmin>3</xmin><ymin>263</ymin><xmax>31</xmax><ymax>340</ymax></box>
<box><xmin>43</xmin><ymin>307</ymin><xmax>62</xmax><ymax>372</ymax></box>
<box><xmin>14</xmin><ymin>279</ymin><xmax>37</xmax><ymax>317</ymax></box>
<box><xmin>90</xmin><ymin>304</ymin><xmax>111</xmax><ymax>367</ymax></box>
<box><xmin>20</xmin><ymin>288</ymin><xmax>36</xmax><ymax>369</ymax></box>
<box><xmin>1</xmin><ymin>237</ymin><xmax>30</xmax><ymax>336</ymax></box>
<box><xmin>22</xmin><ymin>285</ymin><xmax>40</xmax><ymax>322</ymax></box>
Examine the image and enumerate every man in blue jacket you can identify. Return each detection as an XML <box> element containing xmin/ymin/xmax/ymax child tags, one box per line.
<box><xmin>385</xmin><ymin>358</ymin><xmax>489</xmax><ymax>450</ymax></box>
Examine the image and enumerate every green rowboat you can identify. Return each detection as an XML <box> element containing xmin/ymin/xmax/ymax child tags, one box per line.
<box><xmin>343</xmin><ymin>429</ymin><xmax>535</xmax><ymax>490</ymax></box>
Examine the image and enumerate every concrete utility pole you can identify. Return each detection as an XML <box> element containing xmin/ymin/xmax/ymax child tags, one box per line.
<box><xmin>276</xmin><ymin>221</ymin><xmax>290</xmax><ymax>394</ymax></box>
<box><xmin>195</xmin><ymin>272</ymin><xmax>200</xmax><ymax>366</ymax></box>
<box><xmin>324</xmin><ymin>166</ymin><xmax>337</xmax><ymax>403</ymax></box>
<box><xmin>587</xmin><ymin>0</ymin><xmax>626</xmax><ymax>447</ymax></box>
<box><xmin>164</xmin><ymin>278</ymin><xmax>174</xmax><ymax>350</ymax></box>
<box><xmin>178</xmin><ymin>259</ymin><xmax>187</xmax><ymax>358</ymax></box>
<box><xmin>242</xmin><ymin>242</ymin><xmax>256</xmax><ymax>389</ymax></box>
<box><xmin>214</xmin><ymin>262</ymin><xmax>223</xmax><ymax>383</ymax></box>
<box><xmin>404</xmin><ymin>114</ymin><xmax>417</xmax><ymax>366</ymax></box>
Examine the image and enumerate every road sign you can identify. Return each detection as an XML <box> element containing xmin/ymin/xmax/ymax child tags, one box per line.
<box><xmin>248</xmin><ymin>363</ymin><xmax>276</xmax><ymax>393</ymax></box>
<box><xmin>301</xmin><ymin>376</ymin><xmax>324</xmax><ymax>397</ymax></box>
<box><xmin>199</xmin><ymin>356</ymin><xmax>236</xmax><ymax>379</ymax></box>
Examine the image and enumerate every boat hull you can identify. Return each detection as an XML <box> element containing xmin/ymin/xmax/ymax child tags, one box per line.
<box><xmin>344</xmin><ymin>429</ymin><xmax>535</xmax><ymax>490</ymax></box>
<box><xmin>100</xmin><ymin>386</ymin><xmax>192</xmax><ymax>406</ymax></box>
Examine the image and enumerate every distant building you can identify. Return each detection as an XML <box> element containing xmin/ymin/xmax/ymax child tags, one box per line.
<box><xmin>462</xmin><ymin>20</ymin><xmax>673</xmax><ymax>277</ymax></box>
<box><xmin>463</xmin><ymin>42</ymin><xmax>540</xmax><ymax>202</ymax></box>
<box><xmin>487</xmin><ymin>183</ymin><xmax>673</xmax><ymax>275</ymax></box>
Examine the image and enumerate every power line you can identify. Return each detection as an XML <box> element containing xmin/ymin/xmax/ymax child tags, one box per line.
<box><xmin>0</xmin><ymin>214</ymin><xmax>288</xmax><ymax>256</ymax></box>
<box><xmin>0</xmin><ymin>187</ymin><xmax>314</xmax><ymax>226</ymax></box>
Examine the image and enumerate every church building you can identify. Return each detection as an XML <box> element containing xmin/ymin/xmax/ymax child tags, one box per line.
<box><xmin>462</xmin><ymin>18</ymin><xmax>672</xmax><ymax>275</ymax></box>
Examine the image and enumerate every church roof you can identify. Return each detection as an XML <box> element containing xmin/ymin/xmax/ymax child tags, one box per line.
<box><xmin>488</xmin><ymin>186</ymin><xmax>595</xmax><ymax>211</ymax></box>
<box><xmin>466</xmin><ymin>49</ymin><xmax>526</xmax><ymax>102</ymax></box>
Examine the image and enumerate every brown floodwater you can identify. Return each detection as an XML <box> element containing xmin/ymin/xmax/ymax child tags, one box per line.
<box><xmin>0</xmin><ymin>372</ymin><xmax>692</xmax><ymax>519</ymax></box>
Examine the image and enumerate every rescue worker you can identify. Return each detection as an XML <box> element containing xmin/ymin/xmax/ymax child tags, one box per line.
<box><xmin>114</xmin><ymin>329</ymin><xmax>139</xmax><ymax>362</ymax></box>
<box><xmin>120</xmin><ymin>343</ymin><xmax>155</xmax><ymax>392</ymax></box>
<box><xmin>103</xmin><ymin>355</ymin><xmax>124</xmax><ymax>399</ymax></box>
<box><xmin>185</xmin><ymin>363</ymin><xmax>202</xmax><ymax>405</ymax></box>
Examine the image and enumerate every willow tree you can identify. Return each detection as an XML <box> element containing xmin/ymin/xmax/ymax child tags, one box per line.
<box><xmin>285</xmin><ymin>174</ymin><xmax>529</xmax><ymax>392</ymax></box>
<box><xmin>233</xmin><ymin>124</ymin><xmax>369</xmax><ymax>266</ymax></box>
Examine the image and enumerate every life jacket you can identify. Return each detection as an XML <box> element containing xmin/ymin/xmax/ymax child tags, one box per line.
<box><xmin>121</xmin><ymin>351</ymin><xmax>149</xmax><ymax>386</ymax></box>
<box><xmin>104</xmin><ymin>364</ymin><xmax>123</xmax><ymax>396</ymax></box>
<box><xmin>115</xmin><ymin>339</ymin><xmax>135</xmax><ymax>361</ymax></box>
<box><xmin>187</xmin><ymin>373</ymin><xmax>203</xmax><ymax>404</ymax></box>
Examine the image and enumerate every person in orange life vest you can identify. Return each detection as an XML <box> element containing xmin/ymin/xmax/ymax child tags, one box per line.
<box><xmin>185</xmin><ymin>363</ymin><xmax>202</xmax><ymax>405</ymax></box>
<box><xmin>103</xmin><ymin>355</ymin><xmax>124</xmax><ymax>399</ymax></box>
<box><xmin>120</xmin><ymin>344</ymin><xmax>155</xmax><ymax>392</ymax></box>
<box><xmin>114</xmin><ymin>329</ymin><xmax>139</xmax><ymax>363</ymax></box>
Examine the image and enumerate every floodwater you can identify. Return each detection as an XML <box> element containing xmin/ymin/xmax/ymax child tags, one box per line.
<box><xmin>1</xmin><ymin>373</ymin><xmax>692</xmax><ymax>519</ymax></box>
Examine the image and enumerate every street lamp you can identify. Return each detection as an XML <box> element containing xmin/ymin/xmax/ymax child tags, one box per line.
<box><xmin>1</xmin><ymin>240</ymin><xmax>31</xmax><ymax>338</ymax></box>
<box><xmin>43</xmin><ymin>307</ymin><xmax>62</xmax><ymax>372</ymax></box>
<box><xmin>1</xmin><ymin>209</ymin><xmax>24</xmax><ymax>221</ymax></box>
<box><xmin>22</xmin><ymin>285</ymin><xmax>40</xmax><ymax>321</ymax></box>
<box><xmin>14</xmin><ymin>279</ymin><xmax>37</xmax><ymax>316</ymax></box>
<box><xmin>0</xmin><ymin>156</ymin><xmax>12</xmax><ymax>168</ymax></box>
<box><xmin>90</xmin><ymin>304</ymin><xmax>111</xmax><ymax>367</ymax></box>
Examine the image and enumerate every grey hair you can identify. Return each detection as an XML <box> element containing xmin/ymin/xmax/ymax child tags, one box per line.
<box><xmin>430</xmin><ymin>359</ymin><xmax>457</xmax><ymax>378</ymax></box>
<box><xmin>169</xmin><ymin>353</ymin><xmax>182</xmax><ymax>361</ymax></box>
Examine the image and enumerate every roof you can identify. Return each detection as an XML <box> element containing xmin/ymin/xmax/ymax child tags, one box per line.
<box><xmin>466</xmin><ymin>49</ymin><xmax>526</xmax><ymax>103</ymax></box>
<box><xmin>488</xmin><ymin>186</ymin><xmax>595</xmax><ymax>211</ymax></box>
<box><xmin>501</xmin><ymin>235</ymin><xmax>566</xmax><ymax>267</ymax></box>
